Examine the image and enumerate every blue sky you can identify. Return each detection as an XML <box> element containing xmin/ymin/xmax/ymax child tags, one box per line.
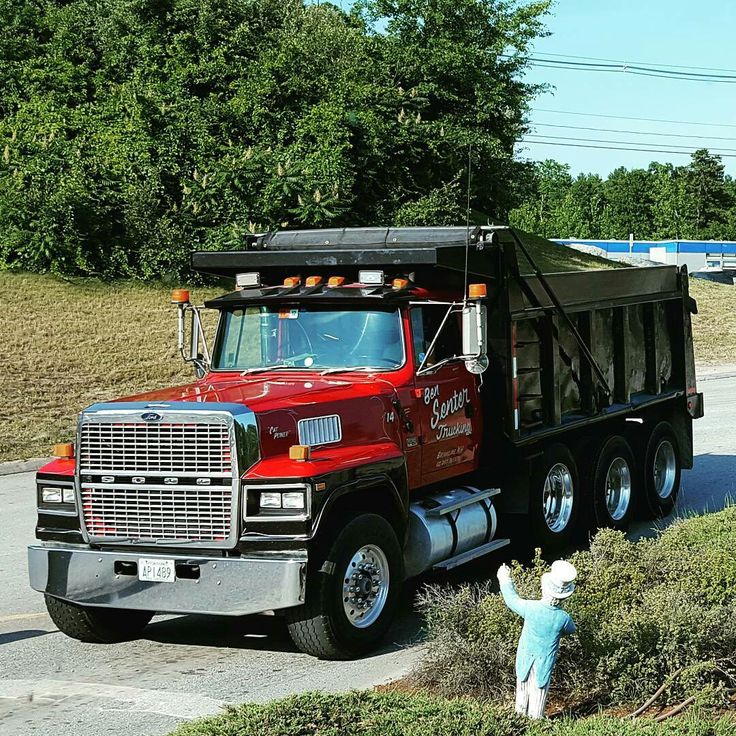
<box><xmin>522</xmin><ymin>0</ymin><xmax>736</xmax><ymax>176</ymax></box>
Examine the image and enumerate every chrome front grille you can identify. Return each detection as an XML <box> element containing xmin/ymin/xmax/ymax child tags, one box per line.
<box><xmin>77</xmin><ymin>414</ymin><xmax>238</xmax><ymax>547</ymax></box>
<box><xmin>79</xmin><ymin>422</ymin><xmax>232</xmax><ymax>475</ymax></box>
<box><xmin>81</xmin><ymin>483</ymin><xmax>233</xmax><ymax>542</ymax></box>
<box><xmin>298</xmin><ymin>414</ymin><xmax>341</xmax><ymax>446</ymax></box>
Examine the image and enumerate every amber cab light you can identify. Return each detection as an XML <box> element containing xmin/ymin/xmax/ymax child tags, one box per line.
<box><xmin>289</xmin><ymin>444</ymin><xmax>311</xmax><ymax>461</ymax></box>
<box><xmin>170</xmin><ymin>288</ymin><xmax>190</xmax><ymax>304</ymax></box>
<box><xmin>52</xmin><ymin>442</ymin><xmax>74</xmax><ymax>459</ymax></box>
<box><xmin>327</xmin><ymin>276</ymin><xmax>346</xmax><ymax>288</ymax></box>
<box><xmin>392</xmin><ymin>278</ymin><xmax>409</xmax><ymax>290</ymax></box>
<box><xmin>305</xmin><ymin>275</ymin><xmax>323</xmax><ymax>287</ymax></box>
<box><xmin>468</xmin><ymin>283</ymin><xmax>487</xmax><ymax>299</ymax></box>
<box><xmin>283</xmin><ymin>276</ymin><xmax>301</xmax><ymax>287</ymax></box>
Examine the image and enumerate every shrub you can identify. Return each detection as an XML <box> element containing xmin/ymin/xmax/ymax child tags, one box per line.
<box><xmin>413</xmin><ymin>507</ymin><xmax>736</xmax><ymax>709</ymax></box>
<box><xmin>168</xmin><ymin>690</ymin><xmax>736</xmax><ymax>736</ymax></box>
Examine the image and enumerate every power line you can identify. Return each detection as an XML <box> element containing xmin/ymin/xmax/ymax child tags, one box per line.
<box><xmin>532</xmin><ymin>108</ymin><xmax>736</xmax><ymax>130</ymax></box>
<box><xmin>530</xmin><ymin>51</ymin><xmax>736</xmax><ymax>76</ymax></box>
<box><xmin>519</xmin><ymin>138</ymin><xmax>736</xmax><ymax>159</ymax></box>
<box><xmin>523</xmin><ymin>57</ymin><xmax>736</xmax><ymax>83</ymax></box>
<box><xmin>532</xmin><ymin>122</ymin><xmax>736</xmax><ymax>142</ymax></box>
<box><xmin>525</xmin><ymin>133</ymin><xmax>736</xmax><ymax>153</ymax></box>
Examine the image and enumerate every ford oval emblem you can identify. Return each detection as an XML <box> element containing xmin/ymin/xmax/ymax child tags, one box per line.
<box><xmin>141</xmin><ymin>412</ymin><xmax>163</xmax><ymax>422</ymax></box>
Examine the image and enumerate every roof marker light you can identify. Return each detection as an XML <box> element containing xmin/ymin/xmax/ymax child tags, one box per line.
<box><xmin>327</xmin><ymin>276</ymin><xmax>345</xmax><ymax>288</ymax></box>
<box><xmin>468</xmin><ymin>283</ymin><xmax>487</xmax><ymax>299</ymax></box>
<box><xmin>392</xmin><ymin>278</ymin><xmax>409</xmax><ymax>290</ymax></box>
<box><xmin>305</xmin><ymin>275</ymin><xmax>323</xmax><ymax>287</ymax></box>
<box><xmin>283</xmin><ymin>276</ymin><xmax>301</xmax><ymax>288</ymax></box>
<box><xmin>171</xmin><ymin>288</ymin><xmax>190</xmax><ymax>304</ymax></box>
<box><xmin>358</xmin><ymin>270</ymin><xmax>384</xmax><ymax>285</ymax></box>
<box><xmin>236</xmin><ymin>272</ymin><xmax>260</xmax><ymax>289</ymax></box>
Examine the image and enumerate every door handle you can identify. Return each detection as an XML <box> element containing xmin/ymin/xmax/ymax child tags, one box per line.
<box><xmin>391</xmin><ymin>398</ymin><xmax>414</xmax><ymax>434</ymax></box>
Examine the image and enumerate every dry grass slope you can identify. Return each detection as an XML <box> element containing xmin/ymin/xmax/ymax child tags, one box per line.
<box><xmin>0</xmin><ymin>273</ymin><xmax>218</xmax><ymax>462</ymax></box>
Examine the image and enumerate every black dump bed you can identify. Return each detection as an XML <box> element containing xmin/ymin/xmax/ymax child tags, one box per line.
<box><xmin>193</xmin><ymin>226</ymin><xmax>698</xmax><ymax>446</ymax></box>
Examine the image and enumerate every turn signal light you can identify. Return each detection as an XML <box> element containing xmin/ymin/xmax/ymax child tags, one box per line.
<box><xmin>170</xmin><ymin>288</ymin><xmax>190</xmax><ymax>304</ymax></box>
<box><xmin>52</xmin><ymin>442</ymin><xmax>74</xmax><ymax>459</ymax></box>
<box><xmin>392</xmin><ymin>278</ymin><xmax>409</xmax><ymax>290</ymax></box>
<box><xmin>468</xmin><ymin>283</ymin><xmax>487</xmax><ymax>299</ymax></box>
<box><xmin>283</xmin><ymin>276</ymin><xmax>301</xmax><ymax>287</ymax></box>
<box><xmin>327</xmin><ymin>276</ymin><xmax>345</xmax><ymax>288</ymax></box>
<box><xmin>305</xmin><ymin>275</ymin><xmax>323</xmax><ymax>287</ymax></box>
<box><xmin>289</xmin><ymin>445</ymin><xmax>311</xmax><ymax>461</ymax></box>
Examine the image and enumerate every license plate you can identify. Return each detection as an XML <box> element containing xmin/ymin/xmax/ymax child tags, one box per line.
<box><xmin>138</xmin><ymin>558</ymin><xmax>176</xmax><ymax>583</ymax></box>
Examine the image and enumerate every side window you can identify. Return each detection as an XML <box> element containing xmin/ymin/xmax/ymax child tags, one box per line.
<box><xmin>411</xmin><ymin>306</ymin><xmax>462</xmax><ymax>369</ymax></box>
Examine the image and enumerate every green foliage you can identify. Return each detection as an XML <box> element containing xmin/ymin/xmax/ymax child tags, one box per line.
<box><xmin>509</xmin><ymin>150</ymin><xmax>736</xmax><ymax>241</ymax></box>
<box><xmin>167</xmin><ymin>690</ymin><xmax>736</xmax><ymax>736</ymax></box>
<box><xmin>414</xmin><ymin>507</ymin><xmax>736</xmax><ymax>708</ymax></box>
<box><xmin>0</xmin><ymin>0</ymin><xmax>550</xmax><ymax>278</ymax></box>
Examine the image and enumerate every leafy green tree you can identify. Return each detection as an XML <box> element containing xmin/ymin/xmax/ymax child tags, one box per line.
<box><xmin>684</xmin><ymin>148</ymin><xmax>734</xmax><ymax>239</ymax></box>
<box><xmin>0</xmin><ymin>0</ymin><xmax>550</xmax><ymax>278</ymax></box>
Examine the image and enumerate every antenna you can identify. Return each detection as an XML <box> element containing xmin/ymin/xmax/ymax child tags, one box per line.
<box><xmin>462</xmin><ymin>144</ymin><xmax>473</xmax><ymax>305</ymax></box>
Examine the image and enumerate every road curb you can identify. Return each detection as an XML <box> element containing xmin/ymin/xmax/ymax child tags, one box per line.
<box><xmin>0</xmin><ymin>458</ymin><xmax>49</xmax><ymax>476</ymax></box>
<box><xmin>697</xmin><ymin>366</ymin><xmax>736</xmax><ymax>382</ymax></box>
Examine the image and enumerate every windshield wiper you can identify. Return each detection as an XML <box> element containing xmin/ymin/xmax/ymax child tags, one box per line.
<box><xmin>319</xmin><ymin>366</ymin><xmax>380</xmax><ymax>375</ymax></box>
<box><xmin>240</xmin><ymin>364</ymin><xmax>296</xmax><ymax>376</ymax></box>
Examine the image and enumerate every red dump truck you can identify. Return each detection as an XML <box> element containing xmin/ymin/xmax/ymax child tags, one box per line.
<box><xmin>29</xmin><ymin>226</ymin><xmax>703</xmax><ymax>658</ymax></box>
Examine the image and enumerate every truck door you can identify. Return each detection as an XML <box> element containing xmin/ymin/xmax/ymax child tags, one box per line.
<box><xmin>410</xmin><ymin>305</ymin><xmax>482</xmax><ymax>486</ymax></box>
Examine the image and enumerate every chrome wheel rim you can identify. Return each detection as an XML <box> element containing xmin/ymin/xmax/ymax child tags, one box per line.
<box><xmin>542</xmin><ymin>463</ymin><xmax>574</xmax><ymax>533</ymax></box>
<box><xmin>654</xmin><ymin>440</ymin><xmax>677</xmax><ymax>499</ymax></box>
<box><xmin>605</xmin><ymin>457</ymin><xmax>632</xmax><ymax>521</ymax></box>
<box><xmin>342</xmin><ymin>544</ymin><xmax>389</xmax><ymax>629</ymax></box>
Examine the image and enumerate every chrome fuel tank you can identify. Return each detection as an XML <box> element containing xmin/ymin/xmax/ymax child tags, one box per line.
<box><xmin>404</xmin><ymin>486</ymin><xmax>499</xmax><ymax>578</ymax></box>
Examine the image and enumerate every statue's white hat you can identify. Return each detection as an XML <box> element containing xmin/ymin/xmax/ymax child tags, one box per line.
<box><xmin>541</xmin><ymin>560</ymin><xmax>577</xmax><ymax>600</ymax></box>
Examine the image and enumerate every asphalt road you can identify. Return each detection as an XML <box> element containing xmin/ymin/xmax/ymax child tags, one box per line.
<box><xmin>1</xmin><ymin>372</ymin><xmax>734</xmax><ymax>735</ymax></box>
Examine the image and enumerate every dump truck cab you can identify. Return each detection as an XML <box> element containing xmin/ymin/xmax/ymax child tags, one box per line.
<box><xmin>29</xmin><ymin>226</ymin><xmax>703</xmax><ymax>659</ymax></box>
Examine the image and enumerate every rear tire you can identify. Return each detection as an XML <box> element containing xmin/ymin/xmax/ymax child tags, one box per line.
<box><xmin>529</xmin><ymin>443</ymin><xmax>580</xmax><ymax>549</ymax></box>
<box><xmin>591</xmin><ymin>435</ymin><xmax>637</xmax><ymax>531</ymax></box>
<box><xmin>286</xmin><ymin>513</ymin><xmax>402</xmax><ymax>660</ymax></box>
<box><xmin>642</xmin><ymin>421</ymin><xmax>681</xmax><ymax>519</ymax></box>
<box><xmin>45</xmin><ymin>595</ymin><xmax>153</xmax><ymax>643</ymax></box>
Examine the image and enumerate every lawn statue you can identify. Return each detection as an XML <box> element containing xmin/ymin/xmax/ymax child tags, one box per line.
<box><xmin>496</xmin><ymin>560</ymin><xmax>577</xmax><ymax>719</ymax></box>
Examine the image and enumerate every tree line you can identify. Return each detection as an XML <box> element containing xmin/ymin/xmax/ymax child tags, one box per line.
<box><xmin>0</xmin><ymin>0</ymin><xmax>549</xmax><ymax>279</ymax></box>
<box><xmin>509</xmin><ymin>149</ymin><xmax>736</xmax><ymax>242</ymax></box>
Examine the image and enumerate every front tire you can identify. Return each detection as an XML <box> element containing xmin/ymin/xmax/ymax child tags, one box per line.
<box><xmin>591</xmin><ymin>435</ymin><xmax>637</xmax><ymax>530</ymax></box>
<box><xmin>45</xmin><ymin>595</ymin><xmax>153</xmax><ymax>643</ymax></box>
<box><xmin>286</xmin><ymin>513</ymin><xmax>402</xmax><ymax>659</ymax></box>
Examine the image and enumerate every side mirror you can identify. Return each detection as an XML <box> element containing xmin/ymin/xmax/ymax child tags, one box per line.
<box><xmin>462</xmin><ymin>300</ymin><xmax>489</xmax><ymax>375</ymax></box>
<box><xmin>172</xmin><ymin>290</ymin><xmax>210</xmax><ymax>378</ymax></box>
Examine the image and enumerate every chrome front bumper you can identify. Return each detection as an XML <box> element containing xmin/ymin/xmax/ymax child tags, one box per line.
<box><xmin>28</xmin><ymin>545</ymin><xmax>306</xmax><ymax>616</ymax></box>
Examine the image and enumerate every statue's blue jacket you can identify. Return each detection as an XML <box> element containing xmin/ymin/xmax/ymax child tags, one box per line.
<box><xmin>500</xmin><ymin>581</ymin><xmax>576</xmax><ymax>688</ymax></box>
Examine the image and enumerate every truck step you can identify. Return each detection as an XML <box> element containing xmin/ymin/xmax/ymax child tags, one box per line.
<box><xmin>517</xmin><ymin>366</ymin><xmax>541</xmax><ymax>375</ymax></box>
<box><xmin>433</xmin><ymin>538</ymin><xmax>511</xmax><ymax>571</ymax></box>
<box><xmin>514</xmin><ymin>339</ymin><xmax>540</xmax><ymax>347</ymax></box>
<box><xmin>424</xmin><ymin>487</ymin><xmax>501</xmax><ymax>517</ymax></box>
<box><xmin>518</xmin><ymin>393</ymin><xmax>543</xmax><ymax>401</ymax></box>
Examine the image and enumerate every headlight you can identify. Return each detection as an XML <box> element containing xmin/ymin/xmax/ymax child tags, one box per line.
<box><xmin>62</xmin><ymin>488</ymin><xmax>76</xmax><ymax>504</ymax></box>
<box><xmin>42</xmin><ymin>487</ymin><xmax>62</xmax><ymax>503</ymax></box>
<box><xmin>247</xmin><ymin>484</ymin><xmax>310</xmax><ymax>519</ymax></box>
<box><xmin>260</xmin><ymin>491</ymin><xmax>283</xmax><ymax>509</ymax></box>
<box><xmin>282</xmin><ymin>492</ymin><xmax>305</xmax><ymax>510</ymax></box>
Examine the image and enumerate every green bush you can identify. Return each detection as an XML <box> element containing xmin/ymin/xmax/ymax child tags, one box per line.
<box><xmin>414</xmin><ymin>507</ymin><xmax>736</xmax><ymax>708</ymax></box>
<box><xmin>168</xmin><ymin>690</ymin><xmax>736</xmax><ymax>736</ymax></box>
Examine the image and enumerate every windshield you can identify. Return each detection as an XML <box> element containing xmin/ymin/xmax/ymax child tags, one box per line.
<box><xmin>213</xmin><ymin>305</ymin><xmax>405</xmax><ymax>372</ymax></box>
